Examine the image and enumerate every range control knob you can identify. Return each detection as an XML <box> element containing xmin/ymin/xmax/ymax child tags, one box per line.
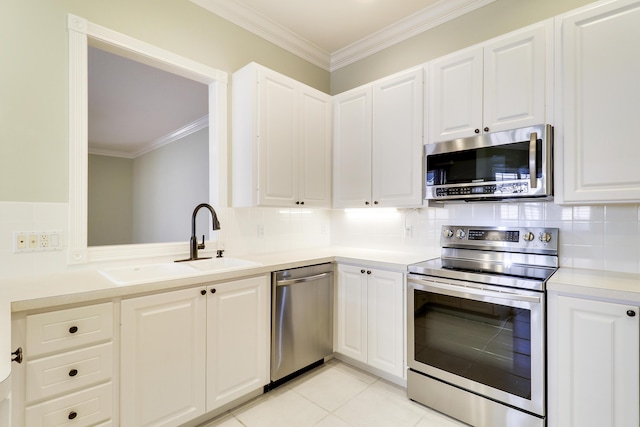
<box><xmin>443</xmin><ymin>229</ymin><xmax>454</xmax><ymax>238</ymax></box>
<box><xmin>455</xmin><ymin>229</ymin><xmax>466</xmax><ymax>239</ymax></box>
<box><xmin>539</xmin><ymin>232</ymin><xmax>552</xmax><ymax>243</ymax></box>
<box><xmin>523</xmin><ymin>231</ymin><xmax>535</xmax><ymax>242</ymax></box>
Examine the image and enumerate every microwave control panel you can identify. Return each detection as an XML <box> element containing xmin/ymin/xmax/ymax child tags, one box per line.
<box><xmin>433</xmin><ymin>182</ymin><xmax>529</xmax><ymax>198</ymax></box>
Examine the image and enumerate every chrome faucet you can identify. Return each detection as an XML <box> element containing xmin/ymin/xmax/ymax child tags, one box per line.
<box><xmin>176</xmin><ymin>203</ymin><xmax>221</xmax><ymax>262</ymax></box>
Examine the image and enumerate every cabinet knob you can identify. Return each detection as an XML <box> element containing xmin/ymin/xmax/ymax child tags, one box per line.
<box><xmin>69</xmin><ymin>326</ymin><xmax>78</xmax><ymax>334</ymax></box>
<box><xmin>360</xmin><ymin>269</ymin><xmax>365</xmax><ymax>274</ymax></box>
<box><xmin>296</xmin><ymin>201</ymin><xmax>300</xmax><ymax>205</ymax></box>
<box><xmin>300</xmin><ymin>201</ymin><xmax>304</xmax><ymax>205</ymax></box>
<box><xmin>210</xmin><ymin>288</ymin><xmax>217</xmax><ymax>294</ymax></box>
<box><xmin>365</xmin><ymin>201</ymin><xmax>370</xmax><ymax>205</ymax></box>
<box><xmin>69</xmin><ymin>369</ymin><xmax>78</xmax><ymax>377</ymax></box>
<box><xmin>484</xmin><ymin>127</ymin><xmax>489</xmax><ymax>132</ymax></box>
<box><xmin>200</xmin><ymin>289</ymin><xmax>207</xmax><ymax>295</ymax></box>
<box><xmin>367</xmin><ymin>270</ymin><xmax>371</xmax><ymax>275</ymax></box>
<box><xmin>474</xmin><ymin>128</ymin><xmax>480</xmax><ymax>134</ymax></box>
<box><xmin>374</xmin><ymin>201</ymin><xmax>379</xmax><ymax>205</ymax></box>
<box><xmin>627</xmin><ymin>310</ymin><xmax>636</xmax><ymax>317</ymax></box>
<box><xmin>11</xmin><ymin>347</ymin><xmax>23</xmax><ymax>364</ymax></box>
<box><xmin>68</xmin><ymin>411</ymin><xmax>77</xmax><ymax>420</ymax></box>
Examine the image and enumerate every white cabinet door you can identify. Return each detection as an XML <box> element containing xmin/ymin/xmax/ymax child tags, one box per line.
<box><xmin>429</xmin><ymin>20</ymin><xmax>551</xmax><ymax>143</ymax></box>
<box><xmin>121</xmin><ymin>288</ymin><xmax>206</xmax><ymax>427</ymax></box>
<box><xmin>429</xmin><ymin>46</ymin><xmax>483</xmax><ymax>143</ymax></box>
<box><xmin>366</xmin><ymin>269</ymin><xmax>404</xmax><ymax>379</ymax></box>
<box><xmin>335</xmin><ymin>264</ymin><xmax>405</xmax><ymax>379</ymax></box>
<box><xmin>257</xmin><ymin>66</ymin><xmax>298</xmax><ymax>206</ymax></box>
<box><xmin>372</xmin><ymin>68</ymin><xmax>423</xmax><ymax>207</ymax></box>
<box><xmin>556</xmin><ymin>0</ymin><xmax>640</xmax><ymax>203</ymax></box>
<box><xmin>206</xmin><ymin>276</ymin><xmax>269</xmax><ymax>411</ymax></box>
<box><xmin>483</xmin><ymin>22</ymin><xmax>549</xmax><ymax>133</ymax></box>
<box><xmin>335</xmin><ymin>264</ymin><xmax>369</xmax><ymax>362</ymax></box>
<box><xmin>232</xmin><ymin>63</ymin><xmax>332</xmax><ymax>207</ymax></box>
<box><xmin>299</xmin><ymin>87</ymin><xmax>332</xmax><ymax>207</ymax></box>
<box><xmin>548</xmin><ymin>294</ymin><xmax>639</xmax><ymax>427</ymax></box>
<box><xmin>333</xmin><ymin>87</ymin><xmax>373</xmax><ymax>208</ymax></box>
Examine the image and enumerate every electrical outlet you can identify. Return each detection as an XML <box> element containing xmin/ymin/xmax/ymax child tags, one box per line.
<box><xmin>39</xmin><ymin>233</ymin><xmax>49</xmax><ymax>248</ymax></box>
<box><xmin>13</xmin><ymin>230</ymin><xmax>62</xmax><ymax>252</ymax></box>
<box><xmin>257</xmin><ymin>224</ymin><xmax>265</xmax><ymax>238</ymax></box>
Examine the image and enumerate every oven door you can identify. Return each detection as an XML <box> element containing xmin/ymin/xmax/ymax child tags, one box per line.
<box><xmin>408</xmin><ymin>275</ymin><xmax>545</xmax><ymax>416</ymax></box>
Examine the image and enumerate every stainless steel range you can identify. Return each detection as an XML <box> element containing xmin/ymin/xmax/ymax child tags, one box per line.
<box><xmin>407</xmin><ymin>225</ymin><xmax>559</xmax><ymax>427</ymax></box>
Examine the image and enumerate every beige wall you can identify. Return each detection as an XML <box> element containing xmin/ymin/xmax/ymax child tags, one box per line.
<box><xmin>330</xmin><ymin>0</ymin><xmax>597</xmax><ymax>95</ymax></box>
<box><xmin>88</xmin><ymin>154</ymin><xmax>133</xmax><ymax>246</ymax></box>
<box><xmin>0</xmin><ymin>0</ymin><xmax>329</xmax><ymax>203</ymax></box>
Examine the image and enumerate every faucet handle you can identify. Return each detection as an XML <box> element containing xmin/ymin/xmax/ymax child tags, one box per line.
<box><xmin>216</xmin><ymin>249</ymin><xmax>224</xmax><ymax>258</ymax></box>
<box><xmin>197</xmin><ymin>234</ymin><xmax>205</xmax><ymax>250</ymax></box>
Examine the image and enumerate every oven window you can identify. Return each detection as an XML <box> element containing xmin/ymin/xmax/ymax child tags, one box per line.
<box><xmin>413</xmin><ymin>289</ymin><xmax>532</xmax><ymax>399</ymax></box>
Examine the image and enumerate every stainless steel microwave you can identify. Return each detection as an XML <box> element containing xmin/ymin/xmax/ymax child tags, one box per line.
<box><xmin>425</xmin><ymin>124</ymin><xmax>553</xmax><ymax>202</ymax></box>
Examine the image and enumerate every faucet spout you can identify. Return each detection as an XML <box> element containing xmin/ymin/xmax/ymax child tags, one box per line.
<box><xmin>176</xmin><ymin>203</ymin><xmax>221</xmax><ymax>262</ymax></box>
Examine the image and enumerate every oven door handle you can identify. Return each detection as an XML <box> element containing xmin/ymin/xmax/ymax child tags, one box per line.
<box><xmin>409</xmin><ymin>278</ymin><xmax>541</xmax><ymax>304</ymax></box>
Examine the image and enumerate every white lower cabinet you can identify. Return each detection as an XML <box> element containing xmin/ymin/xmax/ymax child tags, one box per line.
<box><xmin>548</xmin><ymin>292</ymin><xmax>639</xmax><ymax>427</ymax></box>
<box><xmin>120</xmin><ymin>275</ymin><xmax>269</xmax><ymax>427</ymax></box>
<box><xmin>13</xmin><ymin>302</ymin><xmax>115</xmax><ymax>427</ymax></box>
<box><xmin>335</xmin><ymin>264</ymin><xmax>405</xmax><ymax>380</ymax></box>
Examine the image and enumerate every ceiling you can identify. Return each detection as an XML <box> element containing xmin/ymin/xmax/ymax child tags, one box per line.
<box><xmin>88</xmin><ymin>47</ymin><xmax>209</xmax><ymax>158</ymax></box>
<box><xmin>191</xmin><ymin>0</ymin><xmax>495</xmax><ymax>71</ymax></box>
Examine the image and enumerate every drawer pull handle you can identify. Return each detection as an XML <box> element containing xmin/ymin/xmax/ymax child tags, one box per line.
<box><xmin>68</xmin><ymin>411</ymin><xmax>77</xmax><ymax>420</ymax></box>
<box><xmin>11</xmin><ymin>347</ymin><xmax>23</xmax><ymax>364</ymax></box>
<box><xmin>69</xmin><ymin>326</ymin><xmax>78</xmax><ymax>334</ymax></box>
<box><xmin>69</xmin><ymin>369</ymin><xmax>78</xmax><ymax>377</ymax></box>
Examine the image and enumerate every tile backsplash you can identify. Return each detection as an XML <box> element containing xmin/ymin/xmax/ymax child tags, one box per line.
<box><xmin>1</xmin><ymin>201</ymin><xmax>639</xmax><ymax>280</ymax></box>
<box><xmin>330</xmin><ymin>202</ymin><xmax>640</xmax><ymax>274</ymax></box>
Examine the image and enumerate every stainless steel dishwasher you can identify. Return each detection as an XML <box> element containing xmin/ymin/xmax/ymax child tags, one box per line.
<box><xmin>270</xmin><ymin>263</ymin><xmax>334</xmax><ymax>387</ymax></box>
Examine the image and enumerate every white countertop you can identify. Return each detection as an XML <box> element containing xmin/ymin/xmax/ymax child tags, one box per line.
<box><xmin>0</xmin><ymin>246</ymin><xmax>436</xmax><ymax>382</ymax></box>
<box><xmin>548</xmin><ymin>267</ymin><xmax>640</xmax><ymax>303</ymax></box>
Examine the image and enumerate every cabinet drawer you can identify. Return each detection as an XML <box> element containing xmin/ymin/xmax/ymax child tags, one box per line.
<box><xmin>24</xmin><ymin>382</ymin><xmax>112</xmax><ymax>427</ymax></box>
<box><xmin>26</xmin><ymin>303</ymin><xmax>113</xmax><ymax>356</ymax></box>
<box><xmin>26</xmin><ymin>342</ymin><xmax>113</xmax><ymax>403</ymax></box>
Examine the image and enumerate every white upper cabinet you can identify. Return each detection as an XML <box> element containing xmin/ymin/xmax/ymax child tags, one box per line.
<box><xmin>333</xmin><ymin>67</ymin><xmax>423</xmax><ymax>208</ymax></box>
<box><xmin>333</xmin><ymin>87</ymin><xmax>373</xmax><ymax>208</ymax></box>
<box><xmin>556</xmin><ymin>0</ymin><xmax>640</xmax><ymax>203</ymax></box>
<box><xmin>233</xmin><ymin>63</ymin><xmax>332</xmax><ymax>207</ymax></box>
<box><xmin>429</xmin><ymin>19</ymin><xmax>552</xmax><ymax>143</ymax></box>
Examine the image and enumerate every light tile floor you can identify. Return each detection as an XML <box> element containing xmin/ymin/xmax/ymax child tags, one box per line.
<box><xmin>203</xmin><ymin>359</ymin><xmax>468</xmax><ymax>427</ymax></box>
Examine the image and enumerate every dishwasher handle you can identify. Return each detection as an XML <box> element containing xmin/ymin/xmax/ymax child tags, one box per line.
<box><xmin>276</xmin><ymin>271</ymin><xmax>333</xmax><ymax>287</ymax></box>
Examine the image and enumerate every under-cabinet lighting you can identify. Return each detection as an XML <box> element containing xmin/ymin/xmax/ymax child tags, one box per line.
<box><xmin>344</xmin><ymin>208</ymin><xmax>399</xmax><ymax>220</ymax></box>
<box><xmin>278</xmin><ymin>209</ymin><xmax>313</xmax><ymax>215</ymax></box>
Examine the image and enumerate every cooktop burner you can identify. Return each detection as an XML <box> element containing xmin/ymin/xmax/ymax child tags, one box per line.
<box><xmin>408</xmin><ymin>225</ymin><xmax>559</xmax><ymax>291</ymax></box>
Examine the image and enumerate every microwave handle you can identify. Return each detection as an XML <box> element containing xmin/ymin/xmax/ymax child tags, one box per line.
<box><xmin>529</xmin><ymin>132</ymin><xmax>538</xmax><ymax>189</ymax></box>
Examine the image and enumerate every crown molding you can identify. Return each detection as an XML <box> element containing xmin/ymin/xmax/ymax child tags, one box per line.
<box><xmin>330</xmin><ymin>0</ymin><xmax>495</xmax><ymax>71</ymax></box>
<box><xmin>88</xmin><ymin>115</ymin><xmax>209</xmax><ymax>159</ymax></box>
<box><xmin>191</xmin><ymin>0</ymin><xmax>494</xmax><ymax>72</ymax></box>
<box><xmin>191</xmin><ymin>0</ymin><xmax>331</xmax><ymax>70</ymax></box>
